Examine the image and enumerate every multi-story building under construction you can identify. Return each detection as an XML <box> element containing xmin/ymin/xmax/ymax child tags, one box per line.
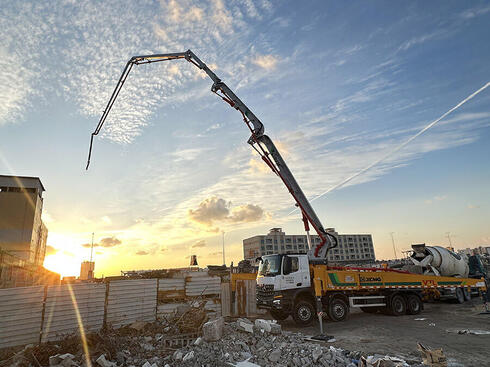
<box><xmin>0</xmin><ymin>175</ymin><xmax>48</xmax><ymax>265</ymax></box>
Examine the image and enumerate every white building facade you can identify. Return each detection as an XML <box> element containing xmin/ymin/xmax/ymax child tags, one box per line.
<box><xmin>243</xmin><ymin>228</ymin><xmax>376</xmax><ymax>265</ymax></box>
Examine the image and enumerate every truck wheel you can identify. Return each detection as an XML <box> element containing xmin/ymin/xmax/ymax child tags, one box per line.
<box><xmin>270</xmin><ymin>309</ymin><xmax>289</xmax><ymax>321</ymax></box>
<box><xmin>360</xmin><ymin>307</ymin><xmax>379</xmax><ymax>314</ymax></box>
<box><xmin>328</xmin><ymin>298</ymin><xmax>349</xmax><ymax>322</ymax></box>
<box><xmin>406</xmin><ymin>294</ymin><xmax>422</xmax><ymax>315</ymax></box>
<box><xmin>389</xmin><ymin>295</ymin><xmax>406</xmax><ymax>316</ymax></box>
<box><xmin>455</xmin><ymin>288</ymin><xmax>465</xmax><ymax>304</ymax></box>
<box><xmin>292</xmin><ymin>300</ymin><xmax>315</xmax><ymax>326</ymax></box>
<box><xmin>463</xmin><ymin>288</ymin><xmax>471</xmax><ymax>302</ymax></box>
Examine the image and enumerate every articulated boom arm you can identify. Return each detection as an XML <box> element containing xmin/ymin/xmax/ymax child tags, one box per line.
<box><xmin>86</xmin><ymin>50</ymin><xmax>337</xmax><ymax>259</ymax></box>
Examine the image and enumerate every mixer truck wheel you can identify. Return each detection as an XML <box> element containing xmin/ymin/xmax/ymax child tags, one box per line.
<box><xmin>328</xmin><ymin>298</ymin><xmax>349</xmax><ymax>322</ymax></box>
<box><xmin>406</xmin><ymin>294</ymin><xmax>422</xmax><ymax>315</ymax></box>
<box><xmin>455</xmin><ymin>288</ymin><xmax>465</xmax><ymax>304</ymax></box>
<box><xmin>463</xmin><ymin>288</ymin><xmax>471</xmax><ymax>301</ymax></box>
<box><xmin>292</xmin><ymin>300</ymin><xmax>315</xmax><ymax>326</ymax></box>
<box><xmin>389</xmin><ymin>294</ymin><xmax>406</xmax><ymax>316</ymax></box>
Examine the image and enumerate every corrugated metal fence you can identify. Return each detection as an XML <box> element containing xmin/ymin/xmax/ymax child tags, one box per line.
<box><xmin>0</xmin><ymin>271</ymin><xmax>228</xmax><ymax>349</ymax></box>
<box><xmin>41</xmin><ymin>283</ymin><xmax>106</xmax><ymax>342</ymax></box>
<box><xmin>107</xmin><ymin>279</ymin><xmax>157</xmax><ymax>328</ymax></box>
<box><xmin>0</xmin><ymin>286</ymin><xmax>45</xmax><ymax>349</ymax></box>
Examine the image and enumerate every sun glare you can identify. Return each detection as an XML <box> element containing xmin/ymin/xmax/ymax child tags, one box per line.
<box><xmin>43</xmin><ymin>253</ymin><xmax>81</xmax><ymax>278</ymax></box>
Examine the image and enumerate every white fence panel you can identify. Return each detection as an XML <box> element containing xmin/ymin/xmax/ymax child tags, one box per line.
<box><xmin>106</xmin><ymin>279</ymin><xmax>157</xmax><ymax>328</ymax></box>
<box><xmin>185</xmin><ymin>275</ymin><xmax>221</xmax><ymax>296</ymax></box>
<box><xmin>158</xmin><ymin>278</ymin><xmax>185</xmax><ymax>291</ymax></box>
<box><xmin>0</xmin><ymin>286</ymin><xmax>44</xmax><ymax>348</ymax></box>
<box><xmin>41</xmin><ymin>283</ymin><xmax>105</xmax><ymax>342</ymax></box>
<box><xmin>156</xmin><ymin>302</ymin><xmax>186</xmax><ymax>318</ymax></box>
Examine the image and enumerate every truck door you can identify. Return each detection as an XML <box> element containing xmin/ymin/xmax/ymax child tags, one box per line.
<box><xmin>281</xmin><ymin>255</ymin><xmax>311</xmax><ymax>290</ymax></box>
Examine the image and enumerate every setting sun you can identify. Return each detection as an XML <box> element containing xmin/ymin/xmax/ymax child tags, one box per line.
<box><xmin>43</xmin><ymin>253</ymin><xmax>81</xmax><ymax>278</ymax></box>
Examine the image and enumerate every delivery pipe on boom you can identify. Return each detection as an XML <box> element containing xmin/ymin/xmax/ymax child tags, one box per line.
<box><xmin>86</xmin><ymin>50</ymin><xmax>337</xmax><ymax>259</ymax></box>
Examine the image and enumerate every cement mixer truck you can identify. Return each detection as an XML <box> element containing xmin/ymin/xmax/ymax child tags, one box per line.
<box><xmin>409</xmin><ymin>244</ymin><xmax>481</xmax><ymax>303</ymax></box>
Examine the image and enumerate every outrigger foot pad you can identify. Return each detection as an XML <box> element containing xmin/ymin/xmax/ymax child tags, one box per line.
<box><xmin>309</xmin><ymin>334</ymin><xmax>336</xmax><ymax>342</ymax></box>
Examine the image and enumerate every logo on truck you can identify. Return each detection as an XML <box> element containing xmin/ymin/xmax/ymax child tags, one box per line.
<box><xmin>360</xmin><ymin>276</ymin><xmax>382</xmax><ymax>282</ymax></box>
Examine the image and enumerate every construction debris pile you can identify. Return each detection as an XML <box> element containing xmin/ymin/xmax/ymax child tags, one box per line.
<box><xmin>0</xmin><ymin>314</ymin><xmax>429</xmax><ymax>367</ymax></box>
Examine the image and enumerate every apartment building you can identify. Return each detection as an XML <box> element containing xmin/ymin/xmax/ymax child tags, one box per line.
<box><xmin>243</xmin><ymin>228</ymin><xmax>375</xmax><ymax>265</ymax></box>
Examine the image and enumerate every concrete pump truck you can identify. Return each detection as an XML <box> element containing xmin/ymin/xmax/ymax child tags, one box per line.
<box><xmin>87</xmin><ymin>50</ymin><xmax>487</xmax><ymax>329</ymax></box>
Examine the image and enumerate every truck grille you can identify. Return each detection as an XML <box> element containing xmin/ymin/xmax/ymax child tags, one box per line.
<box><xmin>256</xmin><ymin>284</ymin><xmax>274</xmax><ymax>301</ymax></box>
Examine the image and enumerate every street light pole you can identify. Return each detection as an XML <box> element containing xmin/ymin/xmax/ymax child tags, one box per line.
<box><xmin>446</xmin><ymin>232</ymin><xmax>453</xmax><ymax>247</ymax></box>
<box><xmin>222</xmin><ymin>231</ymin><xmax>225</xmax><ymax>266</ymax></box>
<box><xmin>390</xmin><ymin>232</ymin><xmax>397</xmax><ymax>259</ymax></box>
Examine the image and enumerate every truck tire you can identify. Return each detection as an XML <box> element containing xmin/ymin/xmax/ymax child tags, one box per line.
<box><xmin>455</xmin><ymin>287</ymin><xmax>465</xmax><ymax>304</ymax></box>
<box><xmin>292</xmin><ymin>300</ymin><xmax>315</xmax><ymax>326</ymax></box>
<box><xmin>270</xmin><ymin>309</ymin><xmax>289</xmax><ymax>321</ymax></box>
<box><xmin>406</xmin><ymin>294</ymin><xmax>422</xmax><ymax>315</ymax></box>
<box><xmin>328</xmin><ymin>298</ymin><xmax>349</xmax><ymax>322</ymax></box>
<box><xmin>389</xmin><ymin>294</ymin><xmax>406</xmax><ymax>316</ymax></box>
<box><xmin>360</xmin><ymin>307</ymin><xmax>380</xmax><ymax>314</ymax></box>
<box><xmin>463</xmin><ymin>288</ymin><xmax>471</xmax><ymax>302</ymax></box>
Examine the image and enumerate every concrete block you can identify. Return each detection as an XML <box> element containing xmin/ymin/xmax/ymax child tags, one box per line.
<box><xmin>203</xmin><ymin>317</ymin><xmax>224</xmax><ymax>341</ymax></box>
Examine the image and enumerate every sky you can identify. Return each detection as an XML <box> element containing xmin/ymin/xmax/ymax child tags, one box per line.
<box><xmin>1</xmin><ymin>0</ymin><xmax>489</xmax><ymax>277</ymax></box>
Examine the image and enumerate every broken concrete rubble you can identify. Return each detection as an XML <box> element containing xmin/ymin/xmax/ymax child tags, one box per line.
<box><xmin>95</xmin><ymin>354</ymin><xmax>117</xmax><ymax>367</ymax></box>
<box><xmin>254</xmin><ymin>319</ymin><xmax>281</xmax><ymax>334</ymax></box>
<box><xmin>202</xmin><ymin>316</ymin><xmax>224</xmax><ymax>341</ymax></box>
<box><xmin>1</xmin><ymin>316</ymin><xmax>425</xmax><ymax>367</ymax></box>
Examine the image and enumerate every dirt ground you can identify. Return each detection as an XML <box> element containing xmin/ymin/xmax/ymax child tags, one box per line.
<box><xmin>277</xmin><ymin>300</ymin><xmax>490</xmax><ymax>367</ymax></box>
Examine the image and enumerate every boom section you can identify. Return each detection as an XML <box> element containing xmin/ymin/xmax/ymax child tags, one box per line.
<box><xmin>86</xmin><ymin>49</ymin><xmax>337</xmax><ymax>258</ymax></box>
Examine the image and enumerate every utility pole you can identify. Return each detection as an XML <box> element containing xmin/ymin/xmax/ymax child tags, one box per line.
<box><xmin>222</xmin><ymin>231</ymin><xmax>225</xmax><ymax>266</ymax></box>
<box><xmin>89</xmin><ymin>232</ymin><xmax>94</xmax><ymax>279</ymax></box>
<box><xmin>389</xmin><ymin>232</ymin><xmax>397</xmax><ymax>259</ymax></box>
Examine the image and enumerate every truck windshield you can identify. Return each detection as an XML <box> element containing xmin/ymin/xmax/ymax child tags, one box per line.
<box><xmin>258</xmin><ymin>255</ymin><xmax>282</xmax><ymax>276</ymax></box>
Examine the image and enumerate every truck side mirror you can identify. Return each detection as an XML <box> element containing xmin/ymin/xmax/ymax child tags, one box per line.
<box><xmin>283</xmin><ymin>256</ymin><xmax>292</xmax><ymax>275</ymax></box>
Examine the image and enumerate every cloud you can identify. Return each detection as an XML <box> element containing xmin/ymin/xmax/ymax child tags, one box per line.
<box><xmin>160</xmin><ymin>247</ymin><xmax>168</xmax><ymax>252</ymax></box>
<box><xmin>171</xmin><ymin>148</ymin><xmax>211</xmax><ymax>162</ymax></box>
<box><xmin>425</xmin><ymin>195</ymin><xmax>447</xmax><ymax>205</ymax></box>
<box><xmin>460</xmin><ymin>5</ymin><xmax>490</xmax><ymax>19</ymax></box>
<box><xmin>187</xmin><ymin>196</ymin><xmax>265</xmax><ymax>229</ymax></box>
<box><xmin>467</xmin><ymin>204</ymin><xmax>480</xmax><ymax>209</ymax></box>
<box><xmin>45</xmin><ymin>245</ymin><xmax>58</xmax><ymax>256</ymax></box>
<box><xmin>101</xmin><ymin>216</ymin><xmax>112</xmax><ymax>225</ymax></box>
<box><xmin>252</xmin><ymin>54</ymin><xmax>278</xmax><ymax>70</ymax></box>
<box><xmin>0</xmin><ymin>0</ymin><xmax>275</xmax><ymax>140</ymax></box>
<box><xmin>191</xmin><ymin>240</ymin><xmax>206</xmax><ymax>248</ymax></box>
<box><xmin>397</xmin><ymin>30</ymin><xmax>445</xmax><ymax>52</ymax></box>
<box><xmin>100</xmin><ymin>236</ymin><xmax>122</xmax><ymax>247</ymax></box>
<box><xmin>229</xmin><ymin>204</ymin><xmax>263</xmax><ymax>222</ymax></box>
<box><xmin>188</xmin><ymin>197</ymin><xmax>230</xmax><ymax>226</ymax></box>
<box><xmin>136</xmin><ymin>250</ymin><xmax>149</xmax><ymax>255</ymax></box>
<box><xmin>81</xmin><ymin>236</ymin><xmax>122</xmax><ymax>248</ymax></box>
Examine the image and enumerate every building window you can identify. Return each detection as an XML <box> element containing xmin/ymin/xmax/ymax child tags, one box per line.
<box><xmin>280</xmin><ymin>239</ymin><xmax>284</xmax><ymax>244</ymax></box>
<box><xmin>261</xmin><ymin>239</ymin><xmax>264</xmax><ymax>244</ymax></box>
<box><xmin>286</xmin><ymin>245</ymin><xmax>292</xmax><ymax>250</ymax></box>
<box><xmin>266</xmin><ymin>239</ymin><xmax>272</xmax><ymax>244</ymax></box>
<box><xmin>274</xmin><ymin>239</ymin><xmax>277</xmax><ymax>244</ymax></box>
<box><xmin>286</xmin><ymin>238</ymin><xmax>291</xmax><ymax>243</ymax></box>
<box><xmin>274</xmin><ymin>245</ymin><xmax>278</xmax><ymax>251</ymax></box>
<box><xmin>261</xmin><ymin>245</ymin><xmax>265</xmax><ymax>251</ymax></box>
<box><xmin>297</xmin><ymin>238</ymin><xmax>303</xmax><ymax>243</ymax></box>
<box><xmin>266</xmin><ymin>245</ymin><xmax>273</xmax><ymax>250</ymax></box>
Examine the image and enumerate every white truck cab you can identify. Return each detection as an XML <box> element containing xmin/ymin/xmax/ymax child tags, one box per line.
<box><xmin>256</xmin><ymin>254</ymin><xmax>314</xmax><ymax>324</ymax></box>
